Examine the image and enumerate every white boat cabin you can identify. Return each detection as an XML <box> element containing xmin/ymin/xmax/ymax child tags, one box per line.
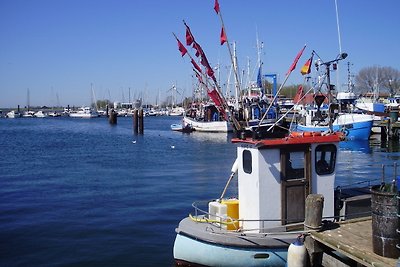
<box><xmin>232</xmin><ymin>133</ymin><xmax>341</xmax><ymax>233</ymax></box>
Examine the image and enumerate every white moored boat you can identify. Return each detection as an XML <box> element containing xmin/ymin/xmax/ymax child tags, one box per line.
<box><xmin>34</xmin><ymin>110</ymin><xmax>47</xmax><ymax>118</ymax></box>
<box><xmin>69</xmin><ymin>107</ymin><xmax>99</xmax><ymax>118</ymax></box>
<box><xmin>5</xmin><ymin>110</ymin><xmax>21</xmax><ymax>118</ymax></box>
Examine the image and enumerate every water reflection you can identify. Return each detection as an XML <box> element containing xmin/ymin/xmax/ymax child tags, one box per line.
<box><xmin>189</xmin><ymin>131</ymin><xmax>232</xmax><ymax>143</ymax></box>
<box><xmin>339</xmin><ymin>140</ymin><xmax>371</xmax><ymax>154</ymax></box>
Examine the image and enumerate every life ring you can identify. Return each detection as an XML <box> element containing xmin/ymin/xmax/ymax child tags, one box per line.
<box><xmin>290</xmin><ymin>132</ymin><xmax>304</xmax><ymax>137</ymax></box>
<box><xmin>340</xmin><ymin>128</ymin><xmax>350</xmax><ymax>136</ymax></box>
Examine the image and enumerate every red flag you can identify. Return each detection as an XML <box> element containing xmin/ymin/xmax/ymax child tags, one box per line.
<box><xmin>193</xmin><ymin>69</ymin><xmax>204</xmax><ymax>84</ymax></box>
<box><xmin>199</xmin><ymin>53</ymin><xmax>215</xmax><ymax>80</ymax></box>
<box><xmin>191</xmin><ymin>59</ymin><xmax>202</xmax><ymax>73</ymax></box>
<box><xmin>208</xmin><ymin>88</ymin><xmax>223</xmax><ymax>108</ymax></box>
<box><xmin>214</xmin><ymin>0</ymin><xmax>220</xmax><ymax>14</ymax></box>
<box><xmin>286</xmin><ymin>45</ymin><xmax>306</xmax><ymax>75</ymax></box>
<box><xmin>207</xmin><ymin>66</ymin><xmax>215</xmax><ymax>78</ymax></box>
<box><xmin>293</xmin><ymin>85</ymin><xmax>304</xmax><ymax>103</ymax></box>
<box><xmin>192</xmin><ymin>42</ymin><xmax>202</xmax><ymax>57</ymax></box>
<box><xmin>176</xmin><ymin>39</ymin><xmax>187</xmax><ymax>57</ymax></box>
<box><xmin>300</xmin><ymin>55</ymin><xmax>313</xmax><ymax>75</ymax></box>
<box><xmin>207</xmin><ymin>88</ymin><xmax>227</xmax><ymax>120</ymax></box>
<box><xmin>185</xmin><ymin>26</ymin><xmax>194</xmax><ymax>46</ymax></box>
<box><xmin>220</xmin><ymin>27</ymin><xmax>227</xmax><ymax>45</ymax></box>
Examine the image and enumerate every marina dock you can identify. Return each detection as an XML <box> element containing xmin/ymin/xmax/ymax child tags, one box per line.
<box><xmin>380</xmin><ymin>120</ymin><xmax>400</xmax><ymax>141</ymax></box>
<box><xmin>309</xmin><ymin>217</ymin><xmax>397</xmax><ymax>267</ymax></box>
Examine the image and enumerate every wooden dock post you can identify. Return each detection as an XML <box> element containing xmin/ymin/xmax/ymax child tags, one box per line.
<box><xmin>304</xmin><ymin>194</ymin><xmax>324</xmax><ymax>230</ymax></box>
<box><xmin>381</xmin><ymin>124</ymin><xmax>388</xmax><ymax>142</ymax></box>
<box><xmin>138</xmin><ymin>108</ymin><xmax>144</xmax><ymax>134</ymax></box>
<box><xmin>304</xmin><ymin>194</ymin><xmax>324</xmax><ymax>266</ymax></box>
<box><xmin>133</xmin><ymin>109</ymin><xmax>139</xmax><ymax>134</ymax></box>
<box><xmin>108</xmin><ymin>109</ymin><xmax>117</xmax><ymax>125</ymax></box>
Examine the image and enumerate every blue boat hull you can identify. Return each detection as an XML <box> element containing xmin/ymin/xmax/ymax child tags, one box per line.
<box><xmin>174</xmin><ymin>234</ymin><xmax>288</xmax><ymax>267</ymax></box>
<box><xmin>296</xmin><ymin>120</ymin><xmax>373</xmax><ymax>140</ymax></box>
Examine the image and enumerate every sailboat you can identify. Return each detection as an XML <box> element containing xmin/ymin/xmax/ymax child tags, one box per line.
<box><xmin>22</xmin><ymin>88</ymin><xmax>35</xmax><ymax>117</ymax></box>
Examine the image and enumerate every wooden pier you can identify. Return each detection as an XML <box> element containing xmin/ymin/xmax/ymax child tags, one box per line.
<box><xmin>379</xmin><ymin>119</ymin><xmax>400</xmax><ymax>141</ymax></box>
<box><xmin>308</xmin><ymin>217</ymin><xmax>397</xmax><ymax>267</ymax></box>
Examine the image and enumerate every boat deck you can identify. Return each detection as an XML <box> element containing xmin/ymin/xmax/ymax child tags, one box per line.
<box><xmin>310</xmin><ymin>217</ymin><xmax>397</xmax><ymax>267</ymax></box>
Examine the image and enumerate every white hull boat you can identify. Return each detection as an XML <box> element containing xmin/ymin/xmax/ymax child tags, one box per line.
<box><xmin>69</xmin><ymin>107</ymin><xmax>99</xmax><ymax>118</ymax></box>
<box><xmin>5</xmin><ymin>110</ymin><xmax>21</xmax><ymax>118</ymax></box>
<box><xmin>182</xmin><ymin>116</ymin><xmax>232</xmax><ymax>133</ymax></box>
<box><xmin>173</xmin><ymin>132</ymin><xmax>362</xmax><ymax>266</ymax></box>
<box><xmin>34</xmin><ymin>110</ymin><xmax>47</xmax><ymax>118</ymax></box>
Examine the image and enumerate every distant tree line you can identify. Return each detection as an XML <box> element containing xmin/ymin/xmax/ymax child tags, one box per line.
<box><xmin>354</xmin><ymin>66</ymin><xmax>400</xmax><ymax>96</ymax></box>
<box><xmin>268</xmin><ymin>65</ymin><xmax>400</xmax><ymax>98</ymax></box>
<box><xmin>92</xmin><ymin>66</ymin><xmax>400</xmax><ymax>108</ymax></box>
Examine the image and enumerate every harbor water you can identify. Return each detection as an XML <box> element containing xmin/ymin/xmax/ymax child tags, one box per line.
<box><xmin>1</xmin><ymin>116</ymin><xmax>400</xmax><ymax>266</ymax></box>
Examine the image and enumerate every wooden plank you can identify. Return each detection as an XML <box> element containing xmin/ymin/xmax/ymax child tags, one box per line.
<box><xmin>310</xmin><ymin>219</ymin><xmax>397</xmax><ymax>267</ymax></box>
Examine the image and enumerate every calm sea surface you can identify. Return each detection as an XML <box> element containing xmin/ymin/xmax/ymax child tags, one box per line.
<box><xmin>1</xmin><ymin>116</ymin><xmax>400</xmax><ymax>266</ymax></box>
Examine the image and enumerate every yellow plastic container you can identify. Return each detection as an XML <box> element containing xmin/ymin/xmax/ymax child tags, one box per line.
<box><xmin>221</xmin><ymin>199</ymin><xmax>239</xmax><ymax>230</ymax></box>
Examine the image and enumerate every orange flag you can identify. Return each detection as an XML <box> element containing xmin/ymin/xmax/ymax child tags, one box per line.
<box><xmin>300</xmin><ymin>55</ymin><xmax>313</xmax><ymax>75</ymax></box>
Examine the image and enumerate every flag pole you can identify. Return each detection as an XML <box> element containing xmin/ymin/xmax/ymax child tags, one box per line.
<box><xmin>214</xmin><ymin>1</ymin><xmax>241</xmax><ymax>107</ymax></box>
<box><xmin>173</xmin><ymin>29</ymin><xmax>241</xmax><ymax>130</ymax></box>
<box><xmin>256</xmin><ymin>73</ymin><xmax>290</xmax><ymax>128</ymax></box>
<box><xmin>256</xmin><ymin>45</ymin><xmax>306</xmax><ymax>129</ymax></box>
<box><xmin>266</xmin><ymin>84</ymin><xmax>316</xmax><ymax>132</ymax></box>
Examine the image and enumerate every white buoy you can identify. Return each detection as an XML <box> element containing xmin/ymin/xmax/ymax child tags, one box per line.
<box><xmin>287</xmin><ymin>236</ymin><xmax>307</xmax><ymax>267</ymax></box>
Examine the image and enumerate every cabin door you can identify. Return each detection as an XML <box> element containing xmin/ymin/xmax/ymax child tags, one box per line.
<box><xmin>281</xmin><ymin>145</ymin><xmax>311</xmax><ymax>225</ymax></box>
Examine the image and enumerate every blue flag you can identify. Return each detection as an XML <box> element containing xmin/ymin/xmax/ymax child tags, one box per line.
<box><xmin>257</xmin><ymin>66</ymin><xmax>262</xmax><ymax>88</ymax></box>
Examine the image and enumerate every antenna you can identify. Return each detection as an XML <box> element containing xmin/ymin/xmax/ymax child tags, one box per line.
<box><xmin>335</xmin><ymin>0</ymin><xmax>343</xmax><ymax>91</ymax></box>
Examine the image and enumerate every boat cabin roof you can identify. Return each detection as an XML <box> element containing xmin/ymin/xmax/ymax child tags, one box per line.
<box><xmin>232</xmin><ymin>132</ymin><xmax>343</xmax><ymax>148</ymax></box>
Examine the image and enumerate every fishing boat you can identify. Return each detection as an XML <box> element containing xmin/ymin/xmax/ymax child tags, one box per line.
<box><xmin>182</xmin><ymin>116</ymin><xmax>232</xmax><ymax>133</ymax></box>
<box><xmin>295</xmin><ymin>104</ymin><xmax>374</xmax><ymax>140</ymax></box>
<box><xmin>173</xmin><ymin>131</ymin><xmax>348</xmax><ymax>266</ymax></box>
<box><xmin>294</xmin><ymin>53</ymin><xmax>374</xmax><ymax>140</ymax></box>
<box><xmin>182</xmin><ymin>103</ymin><xmax>233</xmax><ymax>133</ymax></box>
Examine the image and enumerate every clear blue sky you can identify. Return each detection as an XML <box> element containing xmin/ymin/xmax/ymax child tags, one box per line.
<box><xmin>0</xmin><ymin>0</ymin><xmax>399</xmax><ymax>108</ymax></box>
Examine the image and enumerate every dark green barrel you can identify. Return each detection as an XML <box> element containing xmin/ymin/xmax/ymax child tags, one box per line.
<box><xmin>390</xmin><ymin>110</ymin><xmax>399</xmax><ymax>122</ymax></box>
<box><xmin>371</xmin><ymin>185</ymin><xmax>400</xmax><ymax>258</ymax></box>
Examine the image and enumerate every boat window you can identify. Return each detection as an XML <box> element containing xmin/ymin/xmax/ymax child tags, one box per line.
<box><xmin>285</xmin><ymin>151</ymin><xmax>305</xmax><ymax>180</ymax></box>
<box><xmin>315</xmin><ymin>144</ymin><xmax>337</xmax><ymax>175</ymax></box>
<box><xmin>243</xmin><ymin>150</ymin><xmax>252</xmax><ymax>174</ymax></box>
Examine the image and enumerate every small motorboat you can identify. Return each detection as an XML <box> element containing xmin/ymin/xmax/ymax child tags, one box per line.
<box><xmin>171</xmin><ymin>123</ymin><xmax>194</xmax><ymax>133</ymax></box>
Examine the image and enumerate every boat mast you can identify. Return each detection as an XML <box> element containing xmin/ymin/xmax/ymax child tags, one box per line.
<box><xmin>26</xmin><ymin>88</ymin><xmax>30</xmax><ymax>111</ymax></box>
<box><xmin>335</xmin><ymin>0</ymin><xmax>343</xmax><ymax>91</ymax></box>
<box><xmin>232</xmin><ymin>42</ymin><xmax>240</xmax><ymax>111</ymax></box>
<box><xmin>91</xmin><ymin>83</ymin><xmax>98</xmax><ymax>111</ymax></box>
<box><xmin>347</xmin><ymin>62</ymin><xmax>354</xmax><ymax>93</ymax></box>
